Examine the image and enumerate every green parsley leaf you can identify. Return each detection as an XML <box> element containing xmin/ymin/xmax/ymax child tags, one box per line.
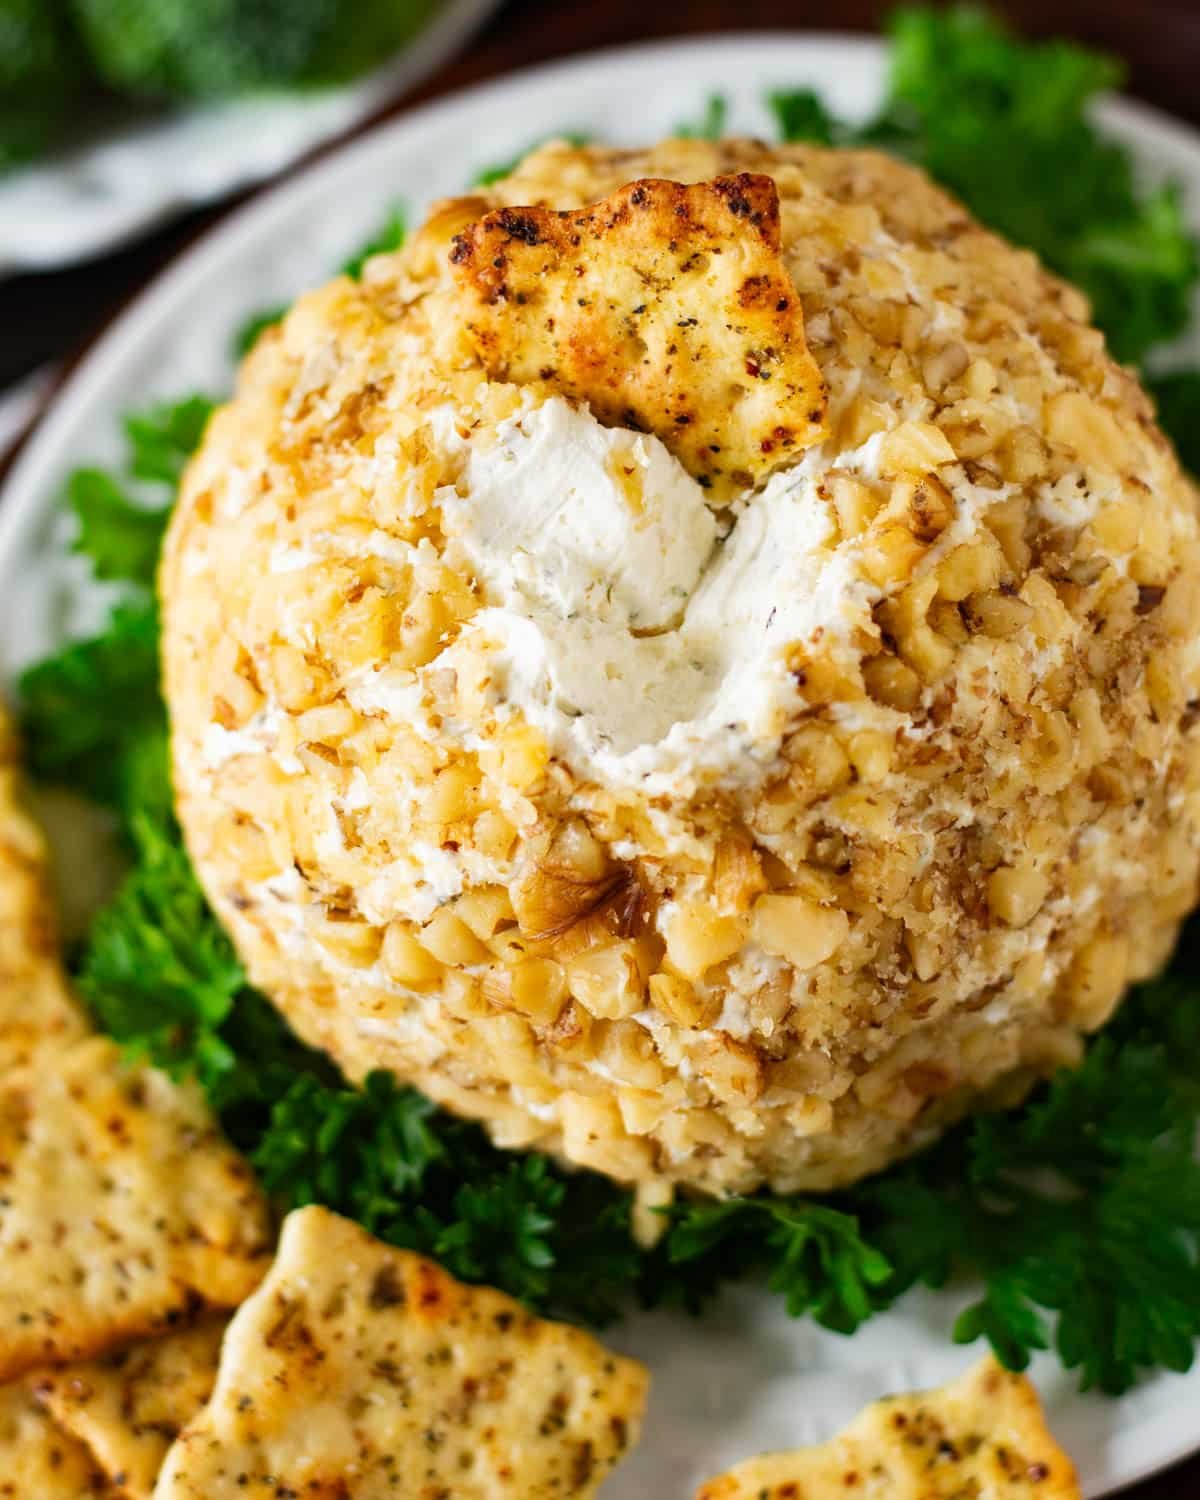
<box><xmin>768</xmin><ymin>87</ymin><xmax>838</xmax><ymax>144</ymax></box>
<box><xmin>473</xmin><ymin>158</ymin><xmax>517</xmax><ymax>188</ymax></box>
<box><xmin>1068</xmin><ymin>186</ymin><xmax>1197</xmax><ymax>368</ymax></box>
<box><xmin>201</xmin><ymin>990</ymin><xmax>338</xmax><ymax>1151</ymax></box>
<box><xmin>431</xmin><ymin>1159</ymin><xmax>560</xmax><ymax>1299</ymax></box>
<box><xmin>886</xmin><ymin>3</ymin><xmax>1120</xmax><ymax>128</ymax></box>
<box><xmin>848</xmin><ymin>1172</ymin><xmax>959</xmax><ymax>1301</ymax></box>
<box><xmin>251</xmin><ymin>1066</ymin><xmax>639</xmax><ymax>1321</ymax></box>
<box><xmin>676</xmin><ymin>92</ymin><xmax>727</xmax><ymax>141</ymax></box>
<box><xmin>63</xmin><ymin>395</ymin><xmax>215</xmax><ymax>586</ymax></box>
<box><xmin>124</xmin><ymin>396</ymin><xmax>216</xmax><ymax>485</ymax></box>
<box><xmin>341</xmin><ymin>204</ymin><xmax>407</xmax><ymax>280</ymax></box>
<box><xmin>232</xmin><ymin>304</ymin><xmax>289</xmax><ymax>358</ymax></box>
<box><xmin>254</xmin><ymin>1072</ymin><xmax>444</xmax><ymax>1213</ymax></box>
<box><xmin>473</xmin><ymin>132</ymin><xmax>591</xmax><ymax>187</ymax></box>
<box><xmin>1149</xmin><ymin>370</ymin><xmax>1200</xmax><ymax>475</ymax></box>
<box><xmin>767</xmin><ymin>8</ymin><xmax>1200</xmax><ymax>367</ymax></box>
<box><xmin>17</xmin><ymin>601</ymin><xmax>163</xmax><ymax>810</ymax></box>
<box><xmin>530</xmin><ymin>1174</ymin><xmax>641</xmax><ymax>1327</ymax></box>
<box><xmin>60</xmin><ymin>395</ymin><xmax>214</xmax><ymax>588</ymax></box>
<box><xmin>842</xmin><ymin>976</ymin><xmax>1200</xmax><ymax>1394</ymax></box>
<box><xmin>664</xmin><ymin>1196</ymin><xmax>892</xmax><ymax>1331</ymax></box>
<box><xmin>19</xmin><ymin>391</ymin><xmax>216</xmax><ymax>807</ymax></box>
<box><xmin>77</xmin><ymin>807</ymin><xmax>244</xmax><ymax>1063</ymax></box>
<box><xmin>953</xmin><ymin>1276</ymin><xmax>1049</xmax><ymax>1373</ymax></box>
<box><xmin>765</xmin><ymin>1202</ymin><xmax>892</xmax><ymax>1330</ymax></box>
<box><xmin>868</xmin><ymin>5</ymin><xmax>1198</xmax><ymax>364</ymax></box>
<box><xmin>66</xmin><ymin>468</ymin><xmax>168</xmax><ymax>588</ymax></box>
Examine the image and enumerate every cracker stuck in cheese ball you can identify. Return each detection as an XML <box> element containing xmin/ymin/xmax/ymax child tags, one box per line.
<box><xmin>162</xmin><ymin>139</ymin><xmax>1200</xmax><ymax>1198</ymax></box>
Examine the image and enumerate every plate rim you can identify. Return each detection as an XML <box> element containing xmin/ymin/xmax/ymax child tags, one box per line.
<box><xmin>3</xmin><ymin>30</ymin><xmax>1200</xmax><ymax>1496</ymax></box>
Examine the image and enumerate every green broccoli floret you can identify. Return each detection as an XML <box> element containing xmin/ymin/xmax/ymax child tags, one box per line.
<box><xmin>0</xmin><ymin>0</ymin><xmax>84</xmax><ymax>170</ymax></box>
<box><xmin>71</xmin><ymin>0</ymin><xmax>435</xmax><ymax>100</ymax></box>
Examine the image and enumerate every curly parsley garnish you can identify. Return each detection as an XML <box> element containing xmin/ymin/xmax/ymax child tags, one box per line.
<box><xmin>13</xmin><ymin>9</ymin><xmax>1200</xmax><ymax>1393</ymax></box>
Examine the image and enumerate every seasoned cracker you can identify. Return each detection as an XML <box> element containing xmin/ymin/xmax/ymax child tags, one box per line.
<box><xmin>154</xmin><ymin>1204</ymin><xmax>648</xmax><ymax>1498</ymax></box>
<box><xmin>0</xmin><ymin>1035</ymin><xmax>271</xmax><ymax>1383</ymax></box>
<box><xmin>34</xmin><ymin>1317</ymin><xmax>227</xmax><ymax>1499</ymax></box>
<box><xmin>696</xmin><ymin>1357</ymin><xmax>1081</xmax><ymax>1499</ymax></box>
<box><xmin>0</xmin><ymin>713</ymin><xmax>89</xmax><ymax>1071</ymax></box>
<box><xmin>448</xmin><ymin>172</ymin><xmax>827</xmax><ymax>495</ymax></box>
<box><xmin>0</xmin><ymin>1381</ymin><xmax>107</xmax><ymax>1497</ymax></box>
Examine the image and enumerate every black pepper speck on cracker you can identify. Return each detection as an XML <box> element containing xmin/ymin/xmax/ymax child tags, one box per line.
<box><xmin>695</xmin><ymin>1356</ymin><xmax>1080</xmax><ymax>1499</ymax></box>
<box><xmin>0</xmin><ymin>1036</ymin><xmax>270</xmax><ymax>1383</ymax></box>
<box><xmin>0</xmin><ymin>706</ymin><xmax>90</xmax><ymax>1072</ymax></box>
<box><xmin>0</xmin><ymin>1381</ymin><xmax>107</xmax><ymax>1497</ymax></box>
<box><xmin>153</xmin><ymin>1204</ymin><xmax>648</xmax><ymax>1498</ymax></box>
<box><xmin>33</xmin><ymin>1314</ymin><xmax>227</xmax><ymax>1500</ymax></box>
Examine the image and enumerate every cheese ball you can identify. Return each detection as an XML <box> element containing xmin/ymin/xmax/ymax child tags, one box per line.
<box><xmin>162</xmin><ymin>139</ymin><xmax>1200</xmax><ymax>1198</ymax></box>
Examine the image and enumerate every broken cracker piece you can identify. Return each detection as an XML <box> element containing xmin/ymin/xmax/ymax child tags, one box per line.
<box><xmin>449</xmin><ymin>173</ymin><xmax>827</xmax><ymax>496</ymax></box>
<box><xmin>0</xmin><ymin>1035</ymin><xmax>271</xmax><ymax>1383</ymax></box>
<box><xmin>0</xmin><ymin>712</ymin><xmax>89</xmax><ymax>1071</ymax></box>
<box><xmin>0</xmin><ymin>1382</ymin><xmax>107</xmax><ymax>1497</ymax></box>
<box><xmin>696</xmin><ymin>1356</ymin><xmax>1081</xmax><ymax>1499</ymax></box>
<box><xmin>34</xmin><ymin>1317</ymin><xmax>227</xmax><ymax>1500</ymax></box>
<box><xmin>154</xmin><ymin>1204</ymin><xmax>648</xmax><ymax>1499</ymax></box>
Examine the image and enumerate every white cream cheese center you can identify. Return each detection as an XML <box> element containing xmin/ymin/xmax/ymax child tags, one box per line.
<box><xmin>436</xmin><ymin>396</ymin><xmax>879</xmax><ymax>789</ymax></box>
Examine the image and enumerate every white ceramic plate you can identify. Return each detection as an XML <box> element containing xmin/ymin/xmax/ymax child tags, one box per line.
<box><xmin>0</xmin><ymin>0</ymin><xmax>500</xmax><ymax>277</ymax></box>
<box><xmin>2</xmin><ymin>34</ymin><xmax>1199</xmax><ymax>1497</ymax></box>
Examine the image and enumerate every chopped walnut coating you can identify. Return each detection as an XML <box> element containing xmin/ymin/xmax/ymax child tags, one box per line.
<box><xmin>163</xmin><ymin>138</ymin><xmax>1200</xmax><ymax>1195</ymax></box>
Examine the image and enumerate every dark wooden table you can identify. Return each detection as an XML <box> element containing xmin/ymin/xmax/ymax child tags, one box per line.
<box><xmin>2</xmin><ymin>2</ymin><xmax>1199</xmax><ymax>1491</ymax></box>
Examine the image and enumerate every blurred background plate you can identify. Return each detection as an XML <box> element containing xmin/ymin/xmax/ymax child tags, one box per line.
<box><xmin>1</xmin><ymin>33</ymin><xmax>1199</xmax><ymax>1498</ymax></box>
<box><xmin>0</xmin><ymin>0</ymin><xmax>501</xmax><ymax>277</ymax></box>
